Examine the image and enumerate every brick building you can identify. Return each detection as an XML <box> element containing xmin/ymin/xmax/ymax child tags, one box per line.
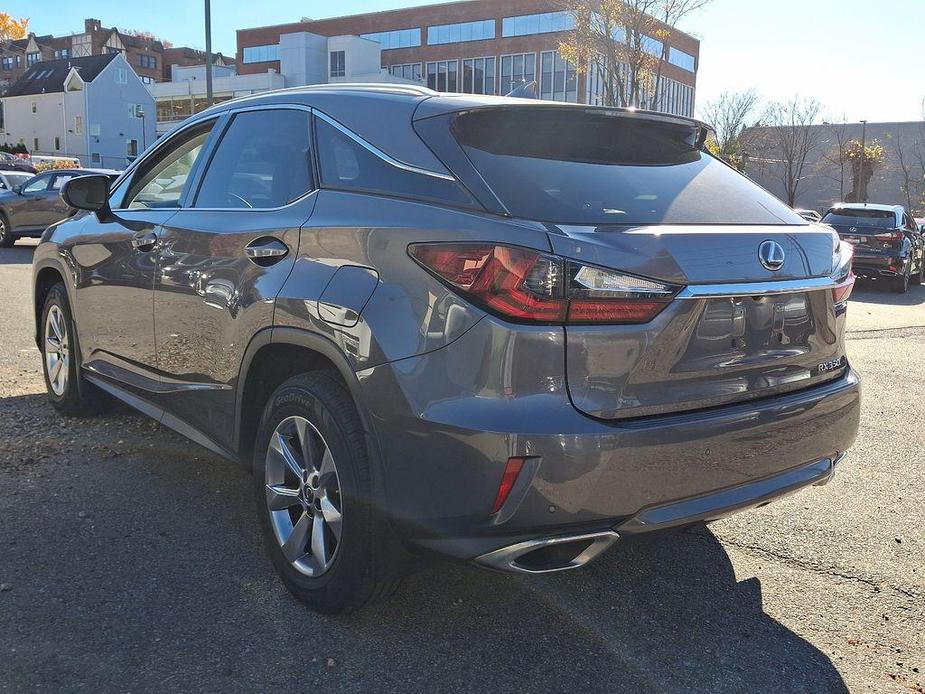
<box><xmin>236</xmin><ymin>0</ymin><xmax>700</xmax><ymax>116</ymax></box>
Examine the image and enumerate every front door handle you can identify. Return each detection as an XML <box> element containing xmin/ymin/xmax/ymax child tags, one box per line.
<box><xmin>245</xmin><ymin>237</ymin><xmax>289</xmax><ymax>265</ymax></box>
<box><xmin>132</xmin><ymin>231</ymin><xmax>158</xmax><ymax>252</ymax></box>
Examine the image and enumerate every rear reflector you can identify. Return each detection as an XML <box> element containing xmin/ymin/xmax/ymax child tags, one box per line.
<box><xmin>491</xmin><ymin>457</ymin><xmax>527</xmax><ymax>514</ymax></box>
<box><xmin>831</xmin><ymin>273</ymin><xmax>855</xmax><ymax>304</ymax></box>
<box><xmin>409</xmin><ymin>242</ymin><xmax>678</xmax><ymax>325</ymax></box>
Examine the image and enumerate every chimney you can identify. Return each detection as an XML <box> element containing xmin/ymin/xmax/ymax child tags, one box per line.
<box><xmin>85</xmin><ymin>19</ymin><xmax>102</xmax><ymax>33</ymax></box>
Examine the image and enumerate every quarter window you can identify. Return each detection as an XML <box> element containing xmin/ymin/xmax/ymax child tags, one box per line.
<box><xmin>123</xmin><ymin>120</ymin><xmax>215</xmax><ymax>209</ymax></box>
<box><xmin>315</xmin><ymin>116</ymin><xmax>473</xmax><ymax>207</ymax></box>
<box><xmin>194</xmin><ymin>109</ymin><xmax>313</xmax><ymax>209</ymax></box>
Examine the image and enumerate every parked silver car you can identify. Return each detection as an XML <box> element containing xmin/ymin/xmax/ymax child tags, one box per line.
<box><xmin>32</xmin><ymin>85</ymin><xmax>860</xmax><ymax>613</ymax></box>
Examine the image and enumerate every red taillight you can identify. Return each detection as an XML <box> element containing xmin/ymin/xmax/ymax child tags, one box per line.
<box><xmin>491</xmin><ymin>457</ymin><xmax>527</xmax><ymax>514</ymax></box>
<box><xmin>875</xmin><ymin>231</ymin><xmax>904</xmax><ymax>245</ymax></box>
<box><xmin>832</xmin><ymin>273</ymin><xmax>855</xmax><ymax>304</ymax></box>
<box><xmin>409</xmin><ymin>243</ymin><xmax>677</xmax><ymax>325</ymax></box>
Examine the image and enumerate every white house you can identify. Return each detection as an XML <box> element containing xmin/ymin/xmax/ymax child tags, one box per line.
<box><xmin>0</xmin><ymin>52</ymin><xmax>156</xmax><ymax>170</ymax></box>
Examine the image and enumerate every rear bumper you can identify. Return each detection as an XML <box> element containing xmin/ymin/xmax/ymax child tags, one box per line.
<box><xmin>852</xmin><ymin>253</ymin><xmax>907</xmax><ymax>277</ymax></box>
<box><xmin>362</xmin><ymin>316</ymin><xmax>861</xmax><ymax>564</ymax></box>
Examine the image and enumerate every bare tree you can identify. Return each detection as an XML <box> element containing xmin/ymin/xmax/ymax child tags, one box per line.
<box><xmin>558</xmin><ymin>0</ymin><xmax>711</xmax><ymax>110</ymax></box>
<box><xmin>701</xmin><ymin>89</ymin><xmax>760</xmax><ymax>169</ymax></box>
<box><xmin>762</xmin><ymin>97</ymin><xmax>822</xmax><ymax>207</ymax></box>
<box><xmin>819</xmin><ymin>119</ymin><xmax>851</xmax><ymax>201</ymax></box>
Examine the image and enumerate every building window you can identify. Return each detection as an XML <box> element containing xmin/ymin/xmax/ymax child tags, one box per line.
<box><xmin>389</xmin><ymin>63</ymin><xmax>422</xmax><ymax>82</ymax></box>
<box><xmin>127</xmin><ymin>139</ymin><xmax>139</xmax><ymax>159</ymax></box>
<box><xmin>669</xmin><ymin>47</ymin><xmax>696</xmax><ymax>72</ymax></box>
<box><xmin>116</xmin><ymin>68</ymin><xmax>127</xmax><ymax>84</ymax></box>
<box><xmin>106</xmin><ymin>46</ymin><xmax>123</xmax><ymax>55</ymax></box>
<box><xmin>641</xmin><ymin>36</ymin><xmax>663</xmax><ymax>58</ymax></box>
<box><xmin>242</xmin><ymin>44</ymin><xmax>279</xmax><ymax>64</ymax></box>
<box><xmin>540</xmin><ymin>51</ymin><xmax>577</xmax><ymax>102</ymax></box>
<box><xmin>32</xmin><ymin>137</ymin><xmax>38</xmax><ymax>151</ymax></box>
<box><xmin>139</xmin><ymin>75</ymin><xmax>154</xmax><ymax>84</ymax></box>
<box><xmin>14</xmin><ymin>56</ymin><xmax>21</xmax><ymax>67</ymax></box>
<box><xmin>54</xmin><ymin>49</ymin><xmax>70</xmax><ymax>60</ymax></box>
<box><xmin>330</xmin><ymin>50</ymin><xmax>345</xmax><ymax>78</ymax></box>
<box><xmin>360</xmin><ymin>28</ymin><xmax>421</xmax><ymax>50</ymax></box>
<box><xmin>74</xmin><ymin>115</ymin><xmax>82</xmax><ymax>134</ymax></box>
<box><xmin>91</xmin><ymin>152</ymin><xmax>101</xmax><ymax>164</ymax></box>
<box><xmin>427</xmin><ymin>20</ymin><xmax>495</xmax><ymax>45</ymax></box>
<box><xmin>26</xmin><ymin>51</ymin><xmax>40</xmax><ymax>66</ymax></box>
<box><xmin>139</xmin><ymin>54</ymin><xmax>157</xmax><ymax>69</ymax></box>
<box><xmin>499</xmin><ymin>53</ymin><xmax>536</xmax><ymax>96</ymax></box>
<box><xmin>425</xmin><ymin>60</ymin><xmax>458</xmax><ymax>92</ymax></box>
<box><xmin>502</xmin><ymin>12</ymin><xmax>575</xmax><ymax>38</ymax></box>
<box><xmin>461</xmin><ymin>57</ymin><xmax>496</xmax><ymax>95</ymax></box>
<box><xmin>54</xmin><ymin>136</ymin><xmax>61</xmax><ymax>151</ymax></box>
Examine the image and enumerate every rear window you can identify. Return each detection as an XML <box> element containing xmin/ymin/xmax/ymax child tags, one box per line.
<box><xmin>451</xmin><ymin>108</ymin><xmax>804</xmax><ymax>226</ymax></box>
<box><xmin>821</xmin><ymin>209</ymin><xmax>897</xmax><ymax>229</ymax></box>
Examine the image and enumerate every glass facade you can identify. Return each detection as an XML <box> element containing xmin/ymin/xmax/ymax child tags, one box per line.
<box><xmin>499</xmin><ymin>53</ymin><xmax>536</xmax><ymax>96</ymax></box>
<box><xmin>389</xmin><ymin>63</ymin><xmax>423</xmax><ymax>82</ymax></box>
<box><xmin>539</xmin><ymin>51</ymin><xmax>577</xmax><ymax>102</ymax></box>
<box><xmin>501</xmin><ymin>11</ymin><xmax>575</xmax><ymax>38</ymax></box>
<box><xmin>461</xmin><ymin>57</ymin><xmax>496</xmax><ymax>95</ymax></box>
<box><xmin>426</xmin><ymin>59</ymin><xmax>459</xmax><ymax>92</ymax></box>
<box><xmin>360</xmin><ymin>28</ymin><xmax>421</xmax><ymax>50</ymax></box>
<box><xmin>669</xmin><ymin>47</ymin><xmax>696</xmax><ymax>72</ymax></box>
<box><xmin>242</xmin><ymin>44</ymin><xmax>279</xmax><ymax>63</ymax></box>
<box><xmin>427</xmin><ymin>19</ymin><xmax>495</xmax><ymax>45</ymax></box>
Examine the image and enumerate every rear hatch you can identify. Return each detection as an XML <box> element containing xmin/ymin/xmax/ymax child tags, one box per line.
<box><xmin>822</xmin><ymin>208</ymin><xmax>902</xmax><ymax>258</ymax></box>
<box><xmin>441</xmin><ymin>105</ymin><xmax>853</xmax><ymax>419</ymax></box>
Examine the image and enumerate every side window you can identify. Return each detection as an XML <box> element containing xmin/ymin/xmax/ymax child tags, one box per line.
<box><xmin>51</xmin><ymin>173</ymin><xmax>75</xmax><ymax>190</ymax></box>
<box><xmin>22</xmin><ymin>174</ymin><xmax>51</xmax><ymax>194</ymax></box>
<box><xmin>315</xmin><ymin>116</ymin><xmax>474</xmax><ymax>207</ymax></box>
<box><xmin>194</xmin><ymin>109</ymin><xmax>313</xmax><ymax>209</ymax></box>
<box><xmin>123</xmin><ymin>120</ymin><xmax>215</xmax><ymax>210</ymax></box>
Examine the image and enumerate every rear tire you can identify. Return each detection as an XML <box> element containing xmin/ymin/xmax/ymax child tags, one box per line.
<box><xmin>911</xmin><ymin>263</ymin><xmax>923</xmax><ymax>286</ymax></box>
<box><xmin>892</xmin><ymin>271</ymin><xmax>910</xmax><ymax>294</ymax></box>
<box><xmin>40</xmin><ymin>283</ymin><xmax>108</xmax><ymax>416</ymax></box>
<box><xmin>0</xmin><ymin>214</ymin><xmax>15</xmax><ymax>248</ymax></box>
<box><xmin>252</xmin><ymin>371</ymin><xmax>403</xmax><ymax>614</ymax></box>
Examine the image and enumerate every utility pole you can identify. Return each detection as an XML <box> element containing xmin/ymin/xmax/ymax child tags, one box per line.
<box><xmin>205</xmin><ymin>0</ymin><xmax>214</xmax><ymax>107</ymax></box>
<box><xmin>859</xmin><ymin>119</ymin><xmax>868</xmax><ymax>203</ymax></box>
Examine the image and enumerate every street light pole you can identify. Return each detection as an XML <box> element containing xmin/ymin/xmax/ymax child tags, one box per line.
<box><xmin>205</xmin><ymin>0</ymin><xmax>214</xmax><ymax>107</ymax></box>
<box><xmin>859</xmin><ymin>119</ymin><xmax>868</xmax><ymax>204</ymax></box>
<box><xmin>138</xmin><ymin>110</ymin><xmax>147</xmax><ymax>151</ymax></box>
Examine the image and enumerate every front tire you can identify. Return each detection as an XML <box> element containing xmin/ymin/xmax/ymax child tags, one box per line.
<box><xmin>0</xmin><ymin>214</ymin><xmax>16</xmax><ymax>248</ymax></box>
<box><xmin>40</xmin><ymin>283</ymin><xmax>107</xmax><ymax>415</ymax></box>
<box><xmin>253</xmin><ymin>371</ymin><xmax>402</xmax><ymax>613</ymax></box>
<box><xmin>911</xmin><ymin>262</ymin><xmax>924</xmax><ymax>286</ymax></box>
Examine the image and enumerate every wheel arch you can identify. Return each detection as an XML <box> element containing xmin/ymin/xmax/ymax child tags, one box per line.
<box><xmin>33</xmin><ymin>263</ymin><xmax>68</xmax><ymax>349</ymax></box>
<box><xmin>234</xmin><ymin>327</ymin><xmax>382</xmax><ymax>472</ymax></box>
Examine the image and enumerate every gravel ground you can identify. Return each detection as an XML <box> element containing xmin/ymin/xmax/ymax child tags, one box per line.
<box><xmin>0</xmin><ymin>241</ymin><xmax>922</xmax><ymax>694</ymax></box>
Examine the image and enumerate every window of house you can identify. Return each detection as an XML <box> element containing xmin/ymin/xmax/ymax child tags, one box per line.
<box><xmin>427</xmin><ymin>19</ymin><xmax>495</xmax><ymax>45</ymax></box>
<box><xmin>127</xmin><ymin>139</ymin><xmax>139</xmax><ymax>159</ymax></box>
<box><xmin>2</xmin><ymin>57</ymin><xmax>13</xmax><ymax>70</ymax></box>
<box><xmin>425</xmin><ymin>59</ymin><xmax>459</xmax><ymax>92</ymax></box>
<box><xmin>31</xmin><ymin>101</ymin><xmax>36</xmax><ymax>114</ymax></box>
<box><xmin>91</xmin><ymin>152</ymin><xmax>101</xmax><ymax>164</ymax></box>
<box><xmin>140</xmin><ymin>75</ymin><xmax>154</xmax><ymax>84</ymax></box>
<box><xmin>32</xmin><ymin>137</ymin><xmax>38</xmax><ymax>151</ymax></box>
<box><xmin>54</xmin><ymin>136</ymin><xmax>61</xmax><ymax>151</ymax></box>
<box><xmin>116</xmin><ymin>68</ymin><xmax>127</xmax><ymax>84</ymax></box>
<box><xmin>55</xmin><ymin>49</ymin><xmax>70</xmax><ymax>60</ymax></box>
<box><xmin>26</xmin><ymin>51</ymin><xmax>40</xmax><ymax>66</ymax></box>
<box><xmin>461</xmin><ymin>57</ymin><xmax>496</xmax><ymax>95</ymax></box>
<box><xmin>74</xmin><ymin>115</ymin><xmax>82</xmax><ymax>134</ymax></box>
<box><xmin>194</xmin><ymin>109</ymin><xmax>313</xmax><ymax>209</ymax></box>
<box><xmin>499</xmin><ymin>53</ymin><xmax>536</xmax><ymax>96</ymax></box>
<box><xmin>123</xmin><ymin>120</ymin><xmax>215</xmax><ymax>209</ymax></box>
<box><xmin>540</xmin><ymin>51</ymin><xmax>577</xmax><ymax>102</ymax></box>
<box><xmin>316</xmin><ymin>116</ymin><xmax>472</xmax><ymax>207</ymax></box>
<box><xmin>329</xmin><ymin>50</ymin><xmax>346</xmax><ymax>78</ymax></box>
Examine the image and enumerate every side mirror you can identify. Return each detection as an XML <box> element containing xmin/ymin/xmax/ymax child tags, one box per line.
<box><xmin>61</xmin><ymin>175</ymin><xmax>111</xmax><ymax>214</ymax></box>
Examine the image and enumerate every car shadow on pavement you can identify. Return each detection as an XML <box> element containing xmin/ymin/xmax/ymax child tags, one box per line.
<box><xmin>851</xmin><ymin>279</ymin><xmax>925</xmax><ymax>306</ymax></box>
<box><xmin>0</xmin><ymin>244</ymin><xmax>36</xmax><ymax>265</ymax></box>
<box><xmin>0</xmin><ymin>394</ymin><xmax>848</xmax><ymax>694</ymax></box>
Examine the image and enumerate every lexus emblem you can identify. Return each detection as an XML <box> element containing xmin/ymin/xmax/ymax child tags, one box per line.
<box><xmin>758</xmin><ymin>240</ymin><xmax>785</xmax><ymax>271</ymax></box>
<box><xmin>849</xmin><ymin>227</ymin><xmax>858</xmax><ymax>232</ymax></box>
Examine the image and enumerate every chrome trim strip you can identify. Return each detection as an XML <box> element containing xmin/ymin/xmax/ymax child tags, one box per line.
<box><xmin>676</xmin><ymin>276</ymin><xmax>839</xmax><ymax>299</ymax></box>
<box><xmin>313</xmin><ymin>110</ymin><xmax>456</xmax><ymax>182</ymax></box>
<box><xmin>474</xmin><ymin>531</ymin><xmax>619</xmax><ymax>574</ymax></box>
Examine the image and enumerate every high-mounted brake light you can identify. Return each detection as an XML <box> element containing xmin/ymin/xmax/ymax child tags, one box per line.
<box><xmin>409</xmin><ymin>243</ymin><xmax>678</xmax><ymax>325</ymax></box>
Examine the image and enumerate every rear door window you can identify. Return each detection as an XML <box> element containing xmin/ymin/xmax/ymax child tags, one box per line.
<box><xmin>450</xmin><ymin>108</ymin><xmax>805</xmax><ymax>226</ymax></box>
<box><xmin>194</xmin><ymin>109</ymin><xmax>314</xmax><ymax>209</ymax></box>
<box><xmin>315</xmin><ymin>116</ymin><xmax>474</xmax><ymax>207</ymax></box>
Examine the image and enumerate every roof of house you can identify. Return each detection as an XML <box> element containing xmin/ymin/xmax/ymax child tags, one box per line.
<box><xmin>3</xmin><ymin>53</ymin><xmax>118</xmax><ymax>97</ymax></box>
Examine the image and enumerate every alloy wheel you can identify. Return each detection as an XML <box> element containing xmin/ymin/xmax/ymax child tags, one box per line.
<box><xmin>44</xmin><ymin>305</ymin><xmax>70</xmax><ymax>396</ymax></box>
<box><xmin>264</xmin><ymin>415</ymin><xmax>343</xmax><ymax>577</ymax></box>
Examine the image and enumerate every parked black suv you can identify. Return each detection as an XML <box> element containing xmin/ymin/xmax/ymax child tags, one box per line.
<box><xmin>821</xmin><ymin>203</ymin><xmax>924</xmax><ymax>292</ymax></box>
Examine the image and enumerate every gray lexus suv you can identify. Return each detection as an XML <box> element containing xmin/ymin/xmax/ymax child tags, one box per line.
<box><xmin>32</xmin><ymin>85</ymin><xmax>860</xmax><ymax>613</ymax></box>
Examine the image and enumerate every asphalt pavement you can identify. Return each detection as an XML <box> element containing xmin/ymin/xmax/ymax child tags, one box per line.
<box><xmin>0</xmin><ymin>241</ymin><xmax>922</xmax><ymax>693</ymax></box>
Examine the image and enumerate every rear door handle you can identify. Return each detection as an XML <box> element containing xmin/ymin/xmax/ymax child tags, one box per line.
<box><xmin>245</xmin><ymin>237</ymin><xmax>289</xmax><ymax>265</ymax></box>
<box><xmin>132</xmin><ymin>231</ymin><xmax>158</xmax><ymax>252</ymax></box>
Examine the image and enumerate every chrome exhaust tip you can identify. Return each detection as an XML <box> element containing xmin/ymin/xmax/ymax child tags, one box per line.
<box><xmin>474</xmin><ymin>531</ymin><xmax>619</xmax><ymax>574</ymax></box>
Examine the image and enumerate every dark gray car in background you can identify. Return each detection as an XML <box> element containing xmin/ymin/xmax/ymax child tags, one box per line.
<box><xmin>31</xmin><ymin>85</ymin><xmax>861</xmax><ymax>613</ymax></box>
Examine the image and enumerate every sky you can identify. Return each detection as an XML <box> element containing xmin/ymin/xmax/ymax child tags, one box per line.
<box><xmin>5</xmin><ymin>0</ymin><xmax>923</xmax><ymax>124</ymax></box>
